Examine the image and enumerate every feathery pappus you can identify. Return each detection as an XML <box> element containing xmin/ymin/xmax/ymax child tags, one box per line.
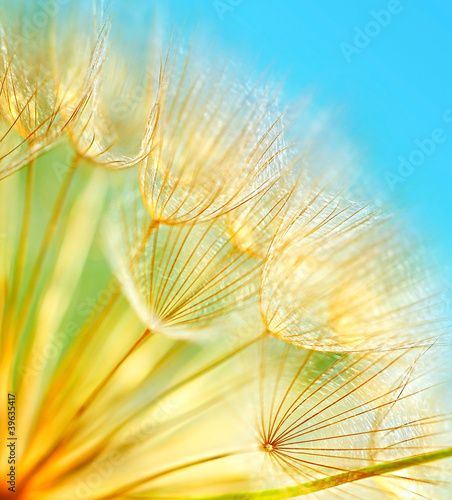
<box><xmin>0</xmin><ymin>1</ymin><xmax>451</xmax><ymax>499</ymax></box>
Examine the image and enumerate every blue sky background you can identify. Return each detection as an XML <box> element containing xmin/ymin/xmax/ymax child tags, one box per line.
<box><xmin>114</xmin><ymin>0</ymin><xmax>451</xmax><ymax>288</ymax></box>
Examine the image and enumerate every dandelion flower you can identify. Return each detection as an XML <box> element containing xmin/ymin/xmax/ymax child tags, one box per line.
<box><xmin>0</xmin><ymin>3</ymin><xmax>451</xmax><ymax>500</ymax></box>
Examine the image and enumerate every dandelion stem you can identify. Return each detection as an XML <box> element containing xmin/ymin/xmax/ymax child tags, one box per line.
<box><xmin>0</xmin><ymin>162</ymin><xmax>34</xmax><ymax>465</ymax></box>
<box><xmin>75</xmin><ymin>328</ymin><xmax>152</xmax><ymax>420</ymax></box>
<box><xmin>174</xmin><ymin>447</ymin><xmax>452</xmax><ymax>500</ymax></box>
<box><xmin>39</xmin><ymin>220</ymin><xmax>158</xmax><ymax>412</ymax></box>
<box><xmin>94</xmin><ymin>331</ymin><xmax>268</xmax><ymax>451</ymax></box>
<box><xmin>8</xmin><ymin>162</ymin><xmax>34</xmax><ymax>323</ymax></box>
<box><xmin>42</xmin><ymin>280</ymin><xmax>121</xmax><ymax>404</ymax></box>
<box><xmin>1</xmin><ymin>161</ymin><xmax>34</xmax><ymax>363</ymax></box>
<box><xmin>14</xmin><ymin>154</ymin><xmax>80</xmax><ymax>347</ymax></box>
<box><xmin>35</xmin><ymin>331</ymin><xmax>268</xmax><ymax>487</ymax></box>
<box><xmin>19</xmin><ymin>219</ymin><xmax>160</xmax><ymax>485</ymax></box>
<box><xmin>96</xmin><ymin>449</ymin><xmax>255</xmax><ymax>500</ymax></box>
<box><xmin>18</xmin><ymin>328</ymin><xmax>152</xmax><ymax>493</ymax></box>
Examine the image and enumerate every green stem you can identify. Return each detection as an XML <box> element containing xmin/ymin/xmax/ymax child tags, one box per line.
<box><xmin>9</xmin><ymin>161</ymin><xmax>34</xmax><ymax>322</ymax></box>
<box><xmin>177</xmin><ymin>447</ymin><xmax>452</xmax><ymax>500</ymax></box>
<box><xmin>14</xmin><ymin>155</ymin><xmax>80</xmax><ymax>341</ymax></box>
<box><xmin>1</xmin><ymin>161</ymin><xmax>34</xmax><ymax>357</ymax></box>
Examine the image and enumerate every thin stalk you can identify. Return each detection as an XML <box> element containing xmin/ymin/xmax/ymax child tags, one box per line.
<box><xmin>48</xmin><ymin>218</ymin><xmax>158</xmax><ymax>400</ymax></box>
<box><xmin>34</xmin><ymin>332</ymin><xmax>267</xmax><ymax>487</ymax></box>
<box><xmin>7</xmin><ymin>161</ymin><xmax>34</xmax><ymax>325</ymax></box>
<box><xmin>19</xmin><ymin>218</ymin><xmax>160</xmax><ymax>485</ymax></box>
<box><xmin>17</xmin><ymin>281</ymin><xmax>120</xmax><ymax>466</ymax></box>
<box><xmin>42</xmin><ymin>281</ymin><xmax>121</xmax><ymax>404</ymax></box>
<box><xmin>1</xmin><ymin>161</ymin><xmax>34</xmax><ymax>360</ymax></box>
<box><xmin>14</xmin><ymin>155</ymin><xmax>80</xmax><ymax>340</ymax></box>
<box><xmin>36</xmin><ymin>219</ymin><xmax>158</xmax><ymax>417</ymax></box>
<box><xmin>17</xmin><ymin>328</ymin><xmax>152</xmax><ymax>493</ymax></box>
<box><xmin>0</xmin><ymin>161</ymin><xmax>34</xmax><ymax>471</ymax></box>
<box><xmin>96</xmin><ymin>449</ymin><xmax>255</xmax><ymax>500</ymax></box>
<box><xmin>86</xmin><ymin>331</ymin><xmax>268</xmax><ymax>456</ymax></box>
<box><xmin>75</xmin><ymin>328</ymin><xmax>152</xmax><ymax>421</ymax></box>
<box><xmin>172</xmin><ymin>447</ymin><xmax>452</xmax><ymax>500</ymax></box>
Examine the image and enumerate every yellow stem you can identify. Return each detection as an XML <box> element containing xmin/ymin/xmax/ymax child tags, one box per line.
<box><xmin>18</xmin><ymin>328</ymin><xmax>152</xmax><ymax>494</ymax></box>
<box><xmin>96</xmin><ymin>449</ymin><xmax>254</xmax><ymax>500</ymax></box>
<box><xmin>13</xmin><ymin>155</ymin><xmax>80</xmax><ymax>362</ymax></box>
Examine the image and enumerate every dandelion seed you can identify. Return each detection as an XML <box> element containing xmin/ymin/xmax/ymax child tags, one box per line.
<box><xmin>68</xmin><ymin>28</ymin><xmax>159</xmax><ymax>169</ymax></box>
<box><xmin>0</xmin><ymin>5</ymin><xmax>107</xmax><ymax>180</ymax></box>
<box><xmin>106</xmin><ymin>174</ymin><xmax>262</xmax><ymax>337</ymax></box>
<box><xmin>139</xmin><ymin>47</ymin><xmax>291</xmax><ymax>224</ymax></box>
<box><xmin>242</xmin><ymin>336</ymin><xmax>452</xmax><ymax>497</ymax></box>
<box><xmin>260</xmin><ymin>195</ymin><xmax>449</xmax><ymax>351</ymax></box>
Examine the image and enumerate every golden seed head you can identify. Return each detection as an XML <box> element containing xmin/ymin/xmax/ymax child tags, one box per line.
<box><xmin>1</xmin><ymin>2</ymin><xmax>451</xmax><ymax>499</ymax></box>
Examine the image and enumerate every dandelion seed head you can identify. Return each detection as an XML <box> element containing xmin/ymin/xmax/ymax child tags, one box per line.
<box><xmin>1</xmin><ymin>3</ymin><xmax>451</xmax><ymax>499</ymax></box>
